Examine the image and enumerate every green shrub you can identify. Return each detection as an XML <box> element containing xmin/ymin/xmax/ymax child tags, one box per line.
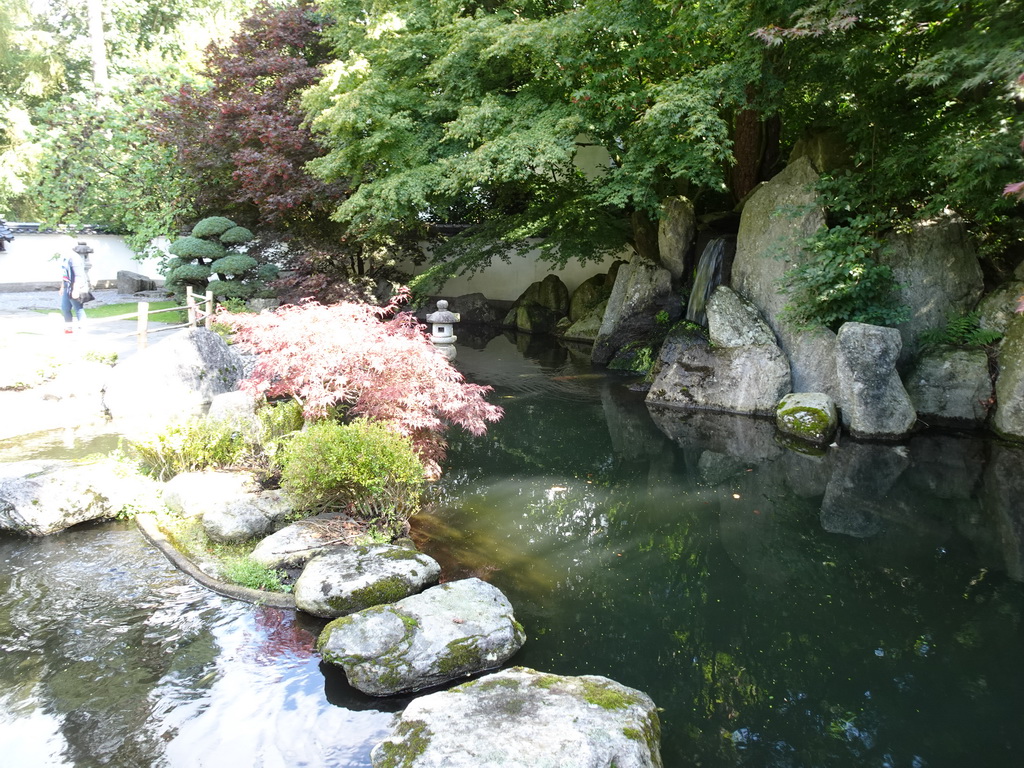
<box><xmin>221</xmin><ymin>555</ymin><xmax>289</xmax><ymax>592</ymax></box>
<box><xmin>278</xmin><ymin>419</ymin><xmax>425</xmax><ymax>534</ymax></box>
<box><xmin>209</xmin><ymin>279</ymin><xmax>256</xmax><ymax>299</ymax></box>
<box><xmin>918</xmin><ymin>312</ymin><xmax>1003</xmax><ymax>349</ymax></box>
<box><xmin>220</xmin><ymin>225</ymin><xmax>254</xmax><ymax>244</ymax></box>
<box><xmin>211</xmin><ymin>254</ymin><xmax>258</xmax><ymax>276</ymax></box>
<box><xmin>780</xmin><ymin>220</ymin><xmax>908</xmax><ymax>331</ymax></box>
<box><xmin>123</xmin><ymin>419</ymin><xmax>248</xmax><ymax>481</ymax></box>
<box><xmin>169</xmin><ymin>236</ymin><xmax>226</xmax><ymax>261</ymax></box>
<box><xmin>166</xmin><ymin>262</ymin><xmax>212</xmax><ymax>283</ymax></box>
<box><xmin>191</xmin><ymin>216</ymin><xmax>236</xmax><ymax>238</ymax></box>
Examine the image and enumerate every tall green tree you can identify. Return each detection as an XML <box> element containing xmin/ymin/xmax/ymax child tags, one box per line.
<box><xmin>0</xmin><ymin>0</ymin><xmax>63</xmax><ymax>217</ymax></box>
<box><xmin>304</xmin><ymin>0</ymin><xmax>770</xmax><ymax>285</ymax></box>
<box><xmin>304</xmin><ymin>0</ymin><xmax>1022</xmax><ymax>289</ymax></box>
<box><xmin>758</xmin><ymin>0</ymin><xmax>1024</xmax><ymax>257</ymax></box>
<box><xmin>30</xmin><ymin>74</ymin><xmax>197</xmax><ymax>251</ymax></box>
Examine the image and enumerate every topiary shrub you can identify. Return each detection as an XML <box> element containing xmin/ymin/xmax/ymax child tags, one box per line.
<box><xmin>164</xmin><ymin>215</ymin><xmax>279</xmax><ymax>303</ymax></box>
<box><xmin>169</xmin><ymin>236</ymin><xmax>226</xmax><ymax>261</ymax></box>
<box><xmin>191</xmin><ymin>216</ymin><xmax>236</xmax><ymax>238</ymax></box>
<box><xmin>278</xmin><ymin>418</ymin><xmax>425</xmax><ymax>534</ymax></box>
<box><xmin>220</xmin><ymin>225</ymin><xmax>255</xmax><ymax>244</ymax></box>
<box><xmin>211</xmin><ymin>254</ymin><xmax>258</xmax><ymax>276</ymax></box>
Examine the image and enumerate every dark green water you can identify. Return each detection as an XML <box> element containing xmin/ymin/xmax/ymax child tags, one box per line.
<box><xmin>1</xmin><ymin>331</ymin><xmax>1022</xmax><ymax>767</ymax></box>
<box><xmin>416</xmin><ymin>332</ymin><xmax>1024</xmax><ymax>768</ymax></box>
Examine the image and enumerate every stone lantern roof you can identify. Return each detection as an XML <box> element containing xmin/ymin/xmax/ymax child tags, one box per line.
<box><xmin>425</xmin><ymin>299</ymin><xmax>458</xmax><ymax>325</ymax></box>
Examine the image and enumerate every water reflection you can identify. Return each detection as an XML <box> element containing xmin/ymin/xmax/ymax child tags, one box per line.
<box><xmin>2</xmin><ymin>330</ymin><xmax>1023</xmax><ymax>767</ymax></box>
<box><xmin>0</xmin><ymin>524</ymin><xmax>394</xmax><ymax>767</ymax></box>
<box><xmin>418</xmin><ymin>332</ymin><xmax>1024</xmax><ymax>768</ymax></box>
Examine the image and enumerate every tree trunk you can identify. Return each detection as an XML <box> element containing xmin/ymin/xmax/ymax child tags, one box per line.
<box><xmin>86</xmin><ymin>0</ymin><xmax>108</xmax><ymax>92</ymax></box>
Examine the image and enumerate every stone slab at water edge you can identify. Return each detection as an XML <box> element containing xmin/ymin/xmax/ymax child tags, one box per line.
<box><xmin>0</xmin><ymin>459</ymin><xmax>159</xmax><ymax>536</ymax></box>
<box><xmin>294</xmin><ymin>544</ymin><xmax>442</xmax><ymax>619</ymax></box>
<box><xmin>370</xmin><ymin>666</ymin><xmax>662</xmax><ymax>768</ymax></box>
<box><xmin>317</xmin><ymin>577</ymin><xmax>526</xmax><ymax>696</ymax></box>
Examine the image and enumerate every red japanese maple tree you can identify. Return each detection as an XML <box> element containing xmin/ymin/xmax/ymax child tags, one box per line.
<box><xmin>221</xmin><ymin>301</ymin><xmax>503</xmax><ymax>478</ymax></box>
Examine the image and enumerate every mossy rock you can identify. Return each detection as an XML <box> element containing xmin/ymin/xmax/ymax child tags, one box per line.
<box><xmin>775</xmin><ymin>392</ymin><xmax>838</xmax><ymax>446</ymax></box>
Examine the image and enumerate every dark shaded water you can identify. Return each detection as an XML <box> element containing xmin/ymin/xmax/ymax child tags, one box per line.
<box><xmin>1</xmin><ymin>332</ymin><xmax>1023</xmax><ymax>767</ymax></box>
<box><xmin>417</xmin><ymin>333</ymin><xmax>1024</xmax><ymax>768</ymax></box>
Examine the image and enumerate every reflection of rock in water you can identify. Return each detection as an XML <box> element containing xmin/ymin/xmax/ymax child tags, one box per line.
<box><xmin>981</xmin><ymin>442</ymin><xmax>1024</xmax><ymax>581</ymax></box>
<box><xmin>820</xmin><ymin>442</ymin><xmax>910</xmax><ymax>538</ymax></box>
<box><xmin>647</xmin><ymin>405</ymin><xmax>782</xmax><ymax>464</ymax></box>
<box><xmin>780</xmin><ymin>448</ymin><xmax>832</xmax><ymax>498</ymax></box>
<box><xmin>904</xmin><ymin>433</ymin><xmax>986</xmax><ymax>500</ymax></box>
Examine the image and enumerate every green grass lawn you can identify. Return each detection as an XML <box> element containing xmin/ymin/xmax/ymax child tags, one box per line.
<box><xmin>38</xmin><ymin>301</ymin><xmax>188</xmax><ymax>324</ymax></box>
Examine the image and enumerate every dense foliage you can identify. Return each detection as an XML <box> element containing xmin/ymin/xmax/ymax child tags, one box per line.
<box><xmin>278</xmin><ymin>418</ymin><xmax>425</xmax><ymax>533</ymax></box>
<box><xmin>155</xmin><ymin>0</ymin><xmax>342</xmax><ymax>231</ymax></box>
<box><xmin>221</xmin><ymin>300</ymin><xmax>504</xmax><ymax>477</ymax></box>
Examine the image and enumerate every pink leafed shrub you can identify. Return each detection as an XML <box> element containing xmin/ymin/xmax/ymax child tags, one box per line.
<box><xmin>219</xmin><ymin>301</ymin><xmax>503</xmax><ymax>478</ymax></box>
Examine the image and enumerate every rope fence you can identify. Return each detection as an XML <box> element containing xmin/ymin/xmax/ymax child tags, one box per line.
<box><xmin>83</xmin><ymin>287</ymin><xmax>215</xmax><ymax>346</ymax></box>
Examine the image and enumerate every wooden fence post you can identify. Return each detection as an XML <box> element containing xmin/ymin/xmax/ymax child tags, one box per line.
<box><xmin>205</xmin><ymin>290</ymin><xmax>214</xmax><ymax>330</ymax></box>
<box><xmin>137</xmin><ymin>301</ymin><xmax>149</xmax><ymax>346</ymax></box>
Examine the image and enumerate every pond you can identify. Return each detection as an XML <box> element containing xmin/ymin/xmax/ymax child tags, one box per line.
<box><xmin>0</xmin><ymin>331</ymin><xmax>1022</xmax><ymax>767</ymax></box>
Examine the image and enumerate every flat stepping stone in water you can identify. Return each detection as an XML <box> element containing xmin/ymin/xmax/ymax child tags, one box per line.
<box><xmin>317</xmin><ymin>577</ymin><xmax>526</xmax><ymax>696</ymax></box>
<box><xmin>294</xmin><ymin>544</ymin><xmax>441</xmax><ymax>618</ymax></box>
<box><xmin>369</xmin><ymin>666</ymin><xmax>662</xmax><ymax>768</ymax></box>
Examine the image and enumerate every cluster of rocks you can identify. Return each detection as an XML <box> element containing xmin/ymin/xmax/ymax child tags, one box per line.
<box><xmin>432</xmin><ymin>153</ymin><xmax>1024</xmax><ymax>447</ymax></box>
<box><xmin>166</xmin><ymin>464</ymin><xmax>663</xmax><ymax>766</ymax></box>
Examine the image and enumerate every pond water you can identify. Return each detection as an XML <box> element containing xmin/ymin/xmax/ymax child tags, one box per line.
<box><xmin>0</xmin><ymin>331</ymin><xmax>1022</xmax><ymax>767</ymax></box>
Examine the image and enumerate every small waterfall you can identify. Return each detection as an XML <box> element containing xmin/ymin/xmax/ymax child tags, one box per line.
<box><xmin>685</xmin><ymin>238</ymin><xmax>727</xmax><ymax>327</ymax></box>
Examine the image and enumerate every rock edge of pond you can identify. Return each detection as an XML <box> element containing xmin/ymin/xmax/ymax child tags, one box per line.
<box><xmin>136</xmin><ymin>512</ymin><xmax>296</xmax><ymax>609</ymax></box>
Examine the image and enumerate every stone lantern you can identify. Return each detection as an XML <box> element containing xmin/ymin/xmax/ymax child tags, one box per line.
<box><xmin>425</xmin><ymin>299</ymin><xmax>459</xmax><ymax>360</ymax></box>
<box><xmin>73</xmin><ymin>241</ymin><xmax>94</xmax><ymax>270</ymax></box>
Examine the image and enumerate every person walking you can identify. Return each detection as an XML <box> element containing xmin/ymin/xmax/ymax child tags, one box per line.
<box><xmin>60</xmin><ymin>241</ymin><xmax>93</xmax><ymax>333</ymax></box>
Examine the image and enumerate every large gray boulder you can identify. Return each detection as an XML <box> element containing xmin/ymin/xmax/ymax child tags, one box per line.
<box><xmin>978</xmin><ymin>281</ymin><xmax>1024</xmax><ymax>336</ymax></box>
<box><xmin>249</xmin><ymin>513</ymin><xmax>358</xmax><ymax>569</ymax></box>
<box><xmin>731</xmin><ymin>157</ymin><xmax>838</xmax><ymax>397</ymax></box>
<box><xmin>657</xmin><ymin>195</ymin><xmax>696</xmax><ymax>281</ymax></box>
<box><xmin>562</xmin><ymin>299</ymin><xmax>608</xmax><ymax>343</ymax></box>
<box><xmin>993</xmin><ymin>314</ymin><xmax>1024</xmax><ymax>440</ymax></box>
<box><xmin>102</xmin><ymin>329</ymin><xmax>244</xmax><ymax>435</ymax></box>
<box><xmin>835</xmin><ymin>322</ymin><xmax>916</xmax><ymax>439</ymax></box>
<box><xmin>646</xmin><ymin>291</ymin><xmax>791</xmax><ymax>416</ymax></box>
<box><xmin>569</xmin><ymin>273</ymin><xmax>613</xmax><ymax>323</ymax></box>
<box><xmin>295</xmin><ymin>544</ymin><xmax>441</xmax><ymax>619</ymax></box>
<box><xmin>0</xmin><ymin>459</ymin><xmax>159</xmax><ymax>535</ymax></box>
<box><xmin>592</xmin><ymin>255</ymin><xmax>674</xmax><ymax>364</ymax></box>
<box><xmin>370</xmin><ymin>666</ymin><xmax>662</xmax><ymax>768</ymax></box>
<box><xmin>879</xmin><ymin>217</ymin><xmax>985</xmax><ymax>358</ymax></box>
<box><xmin>202</xmin><ymin>490</ymin><xmax>291</xmax><ymax>543</ymax></box>
<box><xmin>162</xmin><ymin>470</ymin><xmax>259</xmax><ymax>518</ymax></box>
<box><xmin>318</xmin><ymin>577</ymin><xmax>525</xmax><ymax>696</ymax></box>
<box><xmin>706</xmin><ymin>285</ymin><xmax>778</xmax><ymax>347</ymax></box>
<box><xmin>905</xmin><ymin>346</ymin><xmax>993</xmax><ymax>426</ymax></box>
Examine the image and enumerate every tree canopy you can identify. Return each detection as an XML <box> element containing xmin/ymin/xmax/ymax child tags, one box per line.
<box><xmin>302</xmin><ymin>0</ymin><xmax>1023</xmax><ymax>284</ymax></box>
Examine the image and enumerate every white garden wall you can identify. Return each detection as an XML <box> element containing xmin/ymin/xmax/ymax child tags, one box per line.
<box><xmin>0</xmin><ymin>231</ymin><xmax>165</xmax><ymax>291</ymax></box>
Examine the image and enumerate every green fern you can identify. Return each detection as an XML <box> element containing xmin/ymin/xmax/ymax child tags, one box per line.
<box><xmin>918</xmin><ymin>312</ymin><xmax>1002</xmax><ymax>349</ymax></box>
